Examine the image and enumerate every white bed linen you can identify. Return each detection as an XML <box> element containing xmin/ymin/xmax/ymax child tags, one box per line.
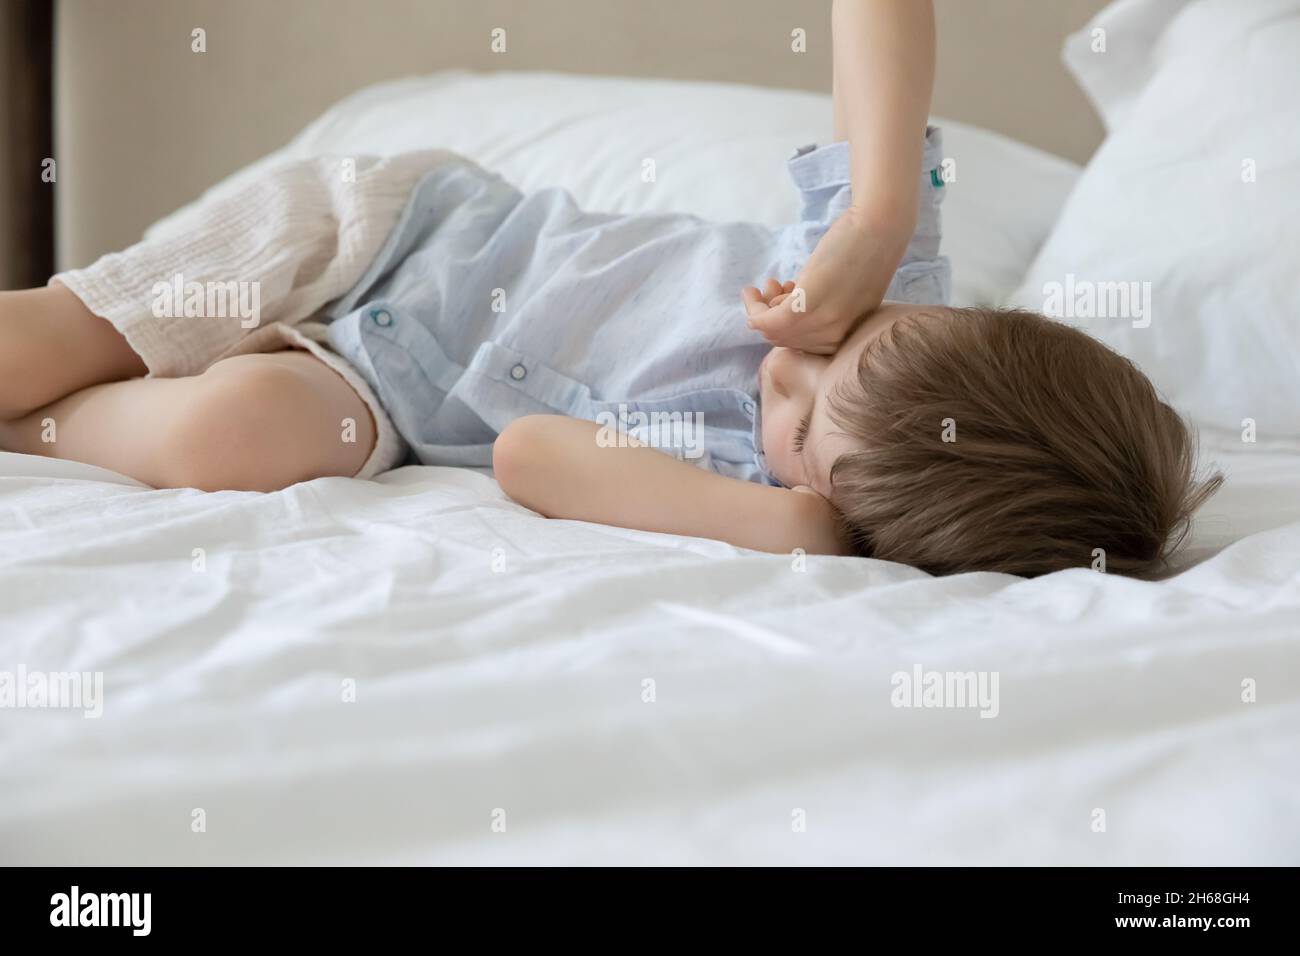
<box><xmin>2</xmin><ymin>70</ymin><xmax>1295</xmax><ymax>866</ymax></box>
<box><xmin>1</xmin><ymin>433</ymin><xmax>1297</xmax><ymax>865</ymax></box>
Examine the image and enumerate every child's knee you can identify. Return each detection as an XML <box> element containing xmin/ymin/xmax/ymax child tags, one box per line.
<box><xmin>157</xmin><ymin>357</ymin><xmax>344</xmax><ymax>492</ymax></box>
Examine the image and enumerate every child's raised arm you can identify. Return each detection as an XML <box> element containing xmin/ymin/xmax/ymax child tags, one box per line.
<box><xmin>492</xmin><ymin>415</ymin><xmax>852</xmax><ymax>556</ymax></box>
<box><xmin>833</xmin><ymin>0</ymin><xmax>935</xmax><ymax>233</ymax></box>
<box><xmin>745</xmin><ymin>0</ymin><xmax>935</xmax><ymax>354</ymax></box>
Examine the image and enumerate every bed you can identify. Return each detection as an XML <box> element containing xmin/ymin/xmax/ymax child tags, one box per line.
<box><xmin>2</xmin><ymin>0</ymin><xmax>1297</xmax><ymax>865</ymax></box>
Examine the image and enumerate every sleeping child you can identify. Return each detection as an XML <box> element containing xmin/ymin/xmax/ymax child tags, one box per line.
<box><xmin>0</xmin><ymin>1</ymin><xmax>1220</xmax><ymax>576</ymax></box>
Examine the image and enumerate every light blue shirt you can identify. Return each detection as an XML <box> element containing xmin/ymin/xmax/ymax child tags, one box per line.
<box><xmin>324</xmin><ymin>128</ymin><xmax>949</xmax><ymax>485</ymax></box>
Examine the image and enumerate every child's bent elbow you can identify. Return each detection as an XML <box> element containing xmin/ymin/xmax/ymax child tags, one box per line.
<box><xmin>492</xmin><ymin>415</ymin><xmax>554</xmax><ymax>504</ymax></box>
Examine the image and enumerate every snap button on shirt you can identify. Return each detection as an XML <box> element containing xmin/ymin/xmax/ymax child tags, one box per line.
<box><xmin>510</xmin><ymin>363</ymin><xmax>527</xmax><ymax>381</ymax></box>
<box><xmin>371</xmin><ymin>308</ymin><xmax>393</xmax><ymax>328</ymax></box>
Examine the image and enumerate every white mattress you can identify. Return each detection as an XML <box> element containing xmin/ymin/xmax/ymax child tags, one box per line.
<box><xmin>1</xmin><ymin>425</ymin><xmax>1298</xmax><ymax>864</ymax></box>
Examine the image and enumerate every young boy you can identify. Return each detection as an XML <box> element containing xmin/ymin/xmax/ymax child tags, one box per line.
<box><xmin>0</xmin><ymin>2</ymin><xmax>1219</xmax><ymax>576</ymax></box>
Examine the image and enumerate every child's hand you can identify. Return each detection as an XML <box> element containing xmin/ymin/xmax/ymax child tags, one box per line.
<box><xmin>742</xmin><ymin>205</ymin><xmax>909</xmax><ymax>354</ymax></box>
<box><xmin>741</xmin><ymin>278</ymin><xmax>798</xmax><ymax>317</ymax></box>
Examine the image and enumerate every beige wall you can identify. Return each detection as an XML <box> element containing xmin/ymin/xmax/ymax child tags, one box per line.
<box><xmin>55</xmin><ymin>0</ymin><xmax>1108</xmax><ymax>271</ymax></box>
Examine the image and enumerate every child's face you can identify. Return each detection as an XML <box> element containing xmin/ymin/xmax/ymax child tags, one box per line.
<box><xmin>759</xmin><ymin>302</ymin><xmax>922</xmax><ymax>495</ymax></box>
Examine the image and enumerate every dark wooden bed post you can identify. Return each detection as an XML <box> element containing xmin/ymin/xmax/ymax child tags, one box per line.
<box><xmin>0</xmin><ymin>0</ymin><xmax>55</xmax><ymax>289</ymax></box>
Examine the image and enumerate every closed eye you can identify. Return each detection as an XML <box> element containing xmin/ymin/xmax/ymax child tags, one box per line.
<box><xmin>792</xmin><ymin>414</ymin><xmax>811</xmax><ymax>455</ymax></box>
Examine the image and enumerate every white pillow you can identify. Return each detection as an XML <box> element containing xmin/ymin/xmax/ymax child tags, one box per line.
<box><xmin>149</xmin><ymin>70</ymin><xmax>1080</xmax><ymax>308</ymax></box>
<box><xmin>1012</xmin><ymin>0</ymin><xmax>1300</xmax><ymax>440</ymax></box>
<box><xmin>1063</xmin><ymin>0</ymin><xmax>1194</xmax><ymax>132</ymax></box>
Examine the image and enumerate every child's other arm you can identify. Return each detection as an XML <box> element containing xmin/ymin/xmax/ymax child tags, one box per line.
<box><xmin>493</xmin><ymin>415</ymin><xmax>853</xmax><ymax>556</ymax></box>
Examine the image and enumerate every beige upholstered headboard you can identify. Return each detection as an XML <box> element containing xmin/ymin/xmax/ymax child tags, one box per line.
<box><xmin>55</xmin><ymin>0</ymin><xmax>1108</xmax><ymax>271</ymax></box>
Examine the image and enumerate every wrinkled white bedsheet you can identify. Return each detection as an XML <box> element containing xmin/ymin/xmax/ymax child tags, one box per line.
<box><xmin>1</xmin><ymin>426</ymin><xmax>1296</xmax><ymax>864</ymax></box>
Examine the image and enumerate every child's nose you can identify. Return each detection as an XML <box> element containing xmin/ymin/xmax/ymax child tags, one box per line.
<box><xmin>765</xmin><ymin>348</ymin><xmax>795</xmax><ymax>397</ymax></box>
<box><xmin>767</xmin><ymin>347</ymin><xmax>814</xmax><ymax>399</ymax></box>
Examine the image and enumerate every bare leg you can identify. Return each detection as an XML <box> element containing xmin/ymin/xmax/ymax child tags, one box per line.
<box><xmin>0</xmin><ymin>284</ymin><xmax>147</xmax><ymax>420</ymax></box>
<box><xmin>0</xmin><ymin>350</ymin><xmax>376</xmax><ymax>491</ymax></box>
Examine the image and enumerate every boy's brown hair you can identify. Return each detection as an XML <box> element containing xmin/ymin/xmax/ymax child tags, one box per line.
<box><xmin>827</xmin><ymin>307</ymin><xmax>1223</xmax><ymax>577</ymax></box>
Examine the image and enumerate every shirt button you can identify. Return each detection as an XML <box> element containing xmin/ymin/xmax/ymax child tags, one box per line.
<box><xmin>742</xmin><ymin>400</ymin><xmax>755</xmax><ymax>416</ymax></box>
<box><xmin>510</xmin><ymin>363</ymin><xmax>527</xmax><ymax>381</ymax></box>
<box><xmin>371</xmin><ymin>308</ymin><xmax>393</xmax><ymax>327</ymax></box>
